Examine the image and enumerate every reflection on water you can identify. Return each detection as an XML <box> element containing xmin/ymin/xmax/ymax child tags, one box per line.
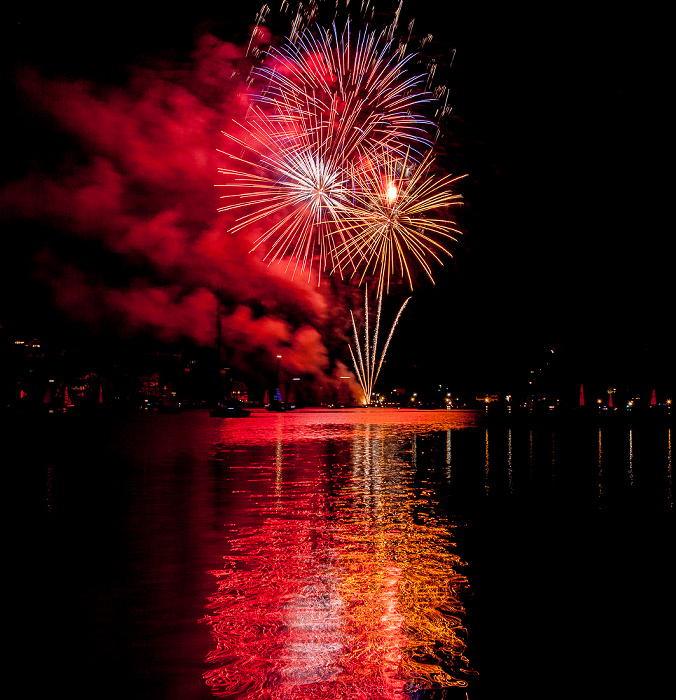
<box><xmin>202</xmin><ymin>413</ymin><xmax>478</xmax><ymax>698</ymax></box>
<box><xmin>668</xmin><ymin>427</ymin><xmax>673</xmax><ymax>503</ymax></box>
<box><xmin>628</xmin><ymin>428</ymin><xmax>634</xmax><ymax>485</ymax></box>
<box><xmin>14</xmin><ymin>409</ymin><xmax>674</xmax><ymax>699</ymax></box>
<box><xmin>507</xmin><ymin>428</ymin><xmax>512</xmax><ymax>492</ymax></box>
<box><xmin>598</xmin><ymin>426</ymin><xmax>604</xmax><ymax>498</ymax></box>
<box><xmin>200</xmin><ymin>410</ymin><xmax>674</xmax><ymax>698</ymax></box>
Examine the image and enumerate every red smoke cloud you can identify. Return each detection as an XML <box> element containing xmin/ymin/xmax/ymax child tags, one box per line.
<box><xmin>3</xmin><ymin>33</ymin><xmax>356</xmax><ymax>388</ymax></box>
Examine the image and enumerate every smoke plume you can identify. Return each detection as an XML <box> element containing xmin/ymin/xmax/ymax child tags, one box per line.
<box><xmin>2</xmin><ymin>33</ymin><xmax>357</xmax><ymax>389</ymax></box>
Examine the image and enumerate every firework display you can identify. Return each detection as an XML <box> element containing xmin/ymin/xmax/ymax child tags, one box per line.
<box><xmin>218</xmin><ymin>104</ymin><xmax>353</xmax><ymax>282</ymax></box>
<box><xmin>254</xmin><ymin>20</ymin><xmax>436</xmax><ymax>162</ymax></box>
<box><xmin>337</xmin><ymin>148</ymin><xmax>465</xmax><ymax>295</ymax></box>
<box><xmin>349</xmin><ymin>285</ymin><xmax>411</xmax><ymax>405</ymax></box>
<box><xmin>217</xmin><ymin>0</ymin><xmax>463</xmax><ymax>287</ymax></box>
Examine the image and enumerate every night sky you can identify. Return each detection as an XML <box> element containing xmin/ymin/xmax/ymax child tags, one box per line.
<box><xmin>1</xmin><ymin>2</ymin><xmax>671</xmax><ymax>401</ymax></box>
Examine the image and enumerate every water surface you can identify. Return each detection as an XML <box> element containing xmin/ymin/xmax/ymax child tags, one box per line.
<box><xmin>12</xmin><ymin>408</ymin><xmax>673</xmax><ymax>699</ymax></box>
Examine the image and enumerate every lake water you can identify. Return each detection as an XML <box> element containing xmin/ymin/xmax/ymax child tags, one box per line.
<box><xmin>11</xmin><ymin>408</ymin><xmax>674</xmax><ymax>699</ymax></box>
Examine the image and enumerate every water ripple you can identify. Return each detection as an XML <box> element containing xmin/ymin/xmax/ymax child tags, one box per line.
<box><xmin>202</xmin><ymin>417</ymin><xmax>474</xmax><ymax>698</ymax></box>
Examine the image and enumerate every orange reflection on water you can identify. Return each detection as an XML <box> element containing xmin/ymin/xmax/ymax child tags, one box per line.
<box><xmin>668</xmin><ymin>427</ymin><xmax>672</xmax><ymax>507</ymax></box>
<box><xmin>202</xmin><ymin>420</ymin><xmax>473</xmax><ymax>698</ymax></box>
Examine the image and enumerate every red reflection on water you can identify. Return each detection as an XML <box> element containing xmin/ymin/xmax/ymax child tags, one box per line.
<box><xmin>202</xmin><ymin>415</ymin><xmax>474</xmax><ymax>698</ymax></box>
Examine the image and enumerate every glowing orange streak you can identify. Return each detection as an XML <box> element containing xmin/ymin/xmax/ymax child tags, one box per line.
<box><xmin>349</xmin><ymin>286</ymin><xmax>410</xmax><ymax>405</ymax></box>
<box><xmin>329</xmin><ymin>148</ymin><xmax>465</xmax><ymax>295</ymax></box>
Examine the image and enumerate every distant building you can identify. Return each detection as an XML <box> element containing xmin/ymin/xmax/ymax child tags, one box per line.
<box><xmin>138</xmin><ymin>372</ymin><xmax>161</xmax><ymax>399</ymax></box>
<box><xmin>232</xmin><ymin>381</ymin><xmax>249</xmax><ymax>403</ymax></box>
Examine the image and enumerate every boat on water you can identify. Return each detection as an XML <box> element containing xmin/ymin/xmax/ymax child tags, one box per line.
<box><xmin>265</xmin><ymin>399</ymin><xmax>295</xmax><ymax>412</ymax></box>
<box><xmin>209</xmin><ymin>400</ymin><xmax>251</xmax><ymax>417</ymax></box>
<box><xmin>263</xmin><ymin>383</ymin><xmax>295</xmax><ymax>412</ymax></box>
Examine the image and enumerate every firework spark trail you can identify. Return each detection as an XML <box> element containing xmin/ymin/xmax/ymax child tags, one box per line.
<box><xmin>349</xmin><ymin>310</ymin><xmax>367</xmax><ymax>398</ymax></box>
<box><xmin>217</xmin><ymin>0</ymin><xmax>466</xmax><ymax>400</ymax></box>
<box><xmin>217</xmin><ymin>104</ymin><xmax>354</xmax><ymax>282</ymax></box>
<box><xmin>254</xmin><ymin>21</ymin><xmax>436</xmax><ymax>162</ymax></box>
<box><xmin>350</xmin><ymin>285</ymin><xmax>410</xmax><ymax>405</ymax></box>
<box><xmin>333</xmin><ymin>147</ymin><xmax>466</xmax><ymax>296</ymax></box>
<box><xmin>217</xmin><ymin>4</ymin><xmax>460</xmax><ymax>284</ymax></box>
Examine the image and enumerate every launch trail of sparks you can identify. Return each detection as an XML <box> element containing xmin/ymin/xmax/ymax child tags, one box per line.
<box><xmin>349</xmin><ymin>285</ymin><xmax>411</xmax><ymax>405</ymax></box>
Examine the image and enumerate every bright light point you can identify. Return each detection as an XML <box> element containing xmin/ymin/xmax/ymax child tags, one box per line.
<box><xmin>386</xmin><ymin>183</ymin><xmax>397</xmax><ymax>203</ymax></box>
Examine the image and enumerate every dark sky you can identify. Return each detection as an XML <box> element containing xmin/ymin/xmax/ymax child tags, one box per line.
<box><xmin>1</xmin><ymin>2</ymin><xmax>671</xmax><ymax>399</ymax></box>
